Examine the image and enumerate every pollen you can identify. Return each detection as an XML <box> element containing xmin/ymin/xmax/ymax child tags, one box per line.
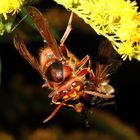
<box><xmin>75</xmin><ymin>85</ymin><xmax>81</xmax><ymax>91</ymax></box>
<box><xmin>74</xmin><ymin>103</ymin><xmax>84</xmax><ymax>113</ymax></box>
<box><xmin>54</xmin><ymin>0</ymin><xmax>140</xmax><ymax>61</ymax></box>
<box><xmin>0</xmin><ymin>0</ymin><xmax>24</xmax><ymax>20</ymax></box>
<box><xmin>70</xmin><ymin>91</ymin><xmax>77</xmax><ymax>98</ymax></box>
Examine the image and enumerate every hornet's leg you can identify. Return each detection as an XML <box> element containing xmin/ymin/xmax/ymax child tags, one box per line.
<box><xmin>75</xmin><ymin>55</ymin><xmax>95</xmax><ymax>81</ymax></box>
<box><xmin>59</xmin><ymin>12</ymin><xmax>73</xmax><ymax>58</ymax></box>
<box><xmin>43</xmin><ymin>102</ymin><xmax>64</xmax><ymax>123</ymax></box>
<box><xmin>43</xmin><ymin>97</ymin><xmax>72</xmax><ymax>123</ymax></box>
<box><xmin>84</xmin><ymin>90</ymin><xmax>114</xmax><ymax>99</ymax></box>
<box><xmin>60</xmin><ymin>12</ymin><xmax>73</xmax><ymax>46</ymax></box>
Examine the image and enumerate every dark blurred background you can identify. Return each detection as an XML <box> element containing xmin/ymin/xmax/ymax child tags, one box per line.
<box><xmin>0</xmin><ymin>0</ymin><xmax>140</xmax><ymax>140</ymax></box>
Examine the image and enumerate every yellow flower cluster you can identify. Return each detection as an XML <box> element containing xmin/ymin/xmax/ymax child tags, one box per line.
<box><xmin>53</xmin><ymin>0</ymin><xmax>140</xmax><ymax>61</ymax></box>
<box><xmin>0</xmin><ymin>0</ymin><xmax>24</xmax><ymax>20</ymax></box>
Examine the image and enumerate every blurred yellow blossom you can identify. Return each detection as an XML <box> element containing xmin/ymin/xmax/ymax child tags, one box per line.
<box><xmin>53</xmin><ymin>0</ymin><xmax>140</xmax><ymax>61</ymax></box>
<box><xmin>0</xmin><ymin>0</ymin><xmax>24</xmax><ymax>20</ymax></box>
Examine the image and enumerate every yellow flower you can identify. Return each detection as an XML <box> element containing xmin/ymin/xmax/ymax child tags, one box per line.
<box><xmin>0</xmin><ymin>0</ymin><xmax>24</xmax><ymax>20</ymax></box>
<box><xmin>115</xmin><ymin>42</ymin><xmax>135</xmax><ymax>61</ymax></box>
<box><xmin>53</xmin><ymin>0</ymin><xmax>140</xmax><ymax>61</ymax></box>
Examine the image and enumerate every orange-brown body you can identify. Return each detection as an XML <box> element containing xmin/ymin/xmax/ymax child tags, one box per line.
<box><xmin>13</xmin><ymin>6</ymin><xmax>120</xmax><ymax>123</ymax></box>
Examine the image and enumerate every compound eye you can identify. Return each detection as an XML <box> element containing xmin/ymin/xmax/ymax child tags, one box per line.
<box><xmin>46</xmin><ymin>61</ymin><xmax>63</xmax><ymax>83</ymax></box>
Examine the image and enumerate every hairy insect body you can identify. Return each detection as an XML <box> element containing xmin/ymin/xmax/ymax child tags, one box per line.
<box><xmin>66</xmin><ymin>49</ymin><xmax>79</xmax><ymax>69</ymax></box>
<box><xmin>13</xmin><ymin>6</ymin><xmax>120</xmax><ymax>123</ymax></box>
